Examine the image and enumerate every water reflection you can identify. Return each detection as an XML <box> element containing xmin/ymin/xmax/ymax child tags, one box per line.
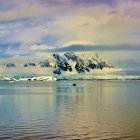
<box><xmin>0</xmin><ymin>81</ymin><xmax>140</xmax><ymax>139</ymax></box>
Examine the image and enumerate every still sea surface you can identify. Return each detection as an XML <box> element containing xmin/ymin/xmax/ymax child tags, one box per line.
<box><xmin>0</xmin><ymin>80</ymin><xmax>140</xmax><ymax>140</ymax></box>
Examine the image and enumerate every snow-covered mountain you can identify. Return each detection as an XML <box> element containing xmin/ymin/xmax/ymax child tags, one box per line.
<box><xmin>1</xmin><ymin>52</ymin><xmax>114</xmax><ymax>74</ymax></box>
<box><xmin>1</xmin><ymin>52</ymin><xmax>136</xmax><ymax>80</ymax></box>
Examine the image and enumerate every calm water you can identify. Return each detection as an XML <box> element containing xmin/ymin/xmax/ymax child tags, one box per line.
<box><xmin>0</xmin><ymin>80</ymin><xmax>140</xmax><ymax>140</ymax></box>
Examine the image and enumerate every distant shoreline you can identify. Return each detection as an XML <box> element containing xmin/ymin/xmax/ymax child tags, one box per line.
<box><xmin>1</xmin><ymin>79</ymin><xmax>140</xmax><ymax>81</ymax></box>
<box><xmin>1</xmin><ymin>75</ymin><xmax>140</xmax><ymax>81</ymax></box>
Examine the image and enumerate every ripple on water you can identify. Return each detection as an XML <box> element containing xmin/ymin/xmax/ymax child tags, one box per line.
<box><xmin>0</xmin><ymin>81</ymin><xmax>140</xmax><ymax>140</ymax></box>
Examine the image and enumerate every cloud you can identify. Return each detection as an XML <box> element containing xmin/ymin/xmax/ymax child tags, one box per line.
<box><xmin>49</xmin><ymin>3</ymin><xmax>140</xmax><ymax>46</ymax></box>
<box><xmin>54</xmin><ymin>44</ymin><xmax>140</xmax><ymax>52</ymax></box>
<box><xmin>0</xmin><ymin>0</ymin><xmax>17</xmax><ymax>11</ymax></box>
<box><xmin>62</xmin><ymin>40</ymin><xmax>96</xmax><ymax>47</ymax></box>
<box><xmin>39</xmin><ymin>0</ymin><xmax>117</xmax><ymax>7</ymax></box>
<box><xmin>72</xmin><ymin>0</ymin><xmax>117</xmax><ymax>6</ymax></box>
<box><xmin>0</xmin><ymin>2</ymin><xmax>48</xmax><ymax>22</ymax></box>
<box><xmin>0</xmin><ymin>66</ymin><xmax>54</xmax><ymax>75</ymax></box>
<box><xmin>30</xmin><ymin>44</ymin><xmax>54</xmax><ymax>51</ymax></box>
<box><xmin>1</xmin><ymin>0</ymin><xmax>140</xmax><ymax>46</ymax></box>
<box><xmin>0</xmin><ymin>0</ymin><xmax>118</xmax><ymax>23</ymax></box>
<box><xmin>11</xmin><ymin>25</ymin><xmax>49</xmax><ymax>44</ymax></box>
<box><xmin>0</xmin><ymin>42</ymin><xmax>20</xmax><ymax>50</ymax></box>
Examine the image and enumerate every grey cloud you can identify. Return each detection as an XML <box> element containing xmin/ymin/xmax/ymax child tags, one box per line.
<box><xmin>0</xmin><ymin>0</ymin><xmax>17</xmax><ymax>11</ymax></box>
<box><xmin>48</xmin><ymin>44</ymin><xmax>140</xmax><ymax>52</ymax></box>
<box><xmin>39</xmin><ymin>0</ymin><xmax>117</xmax><ymax>6</ymax></box>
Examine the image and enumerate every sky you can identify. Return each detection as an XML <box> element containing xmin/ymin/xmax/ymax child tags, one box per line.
<box><xmin>0</xmin><ymin>0</ymin><xmax>140</xmax><ymax>74</ymax></box>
